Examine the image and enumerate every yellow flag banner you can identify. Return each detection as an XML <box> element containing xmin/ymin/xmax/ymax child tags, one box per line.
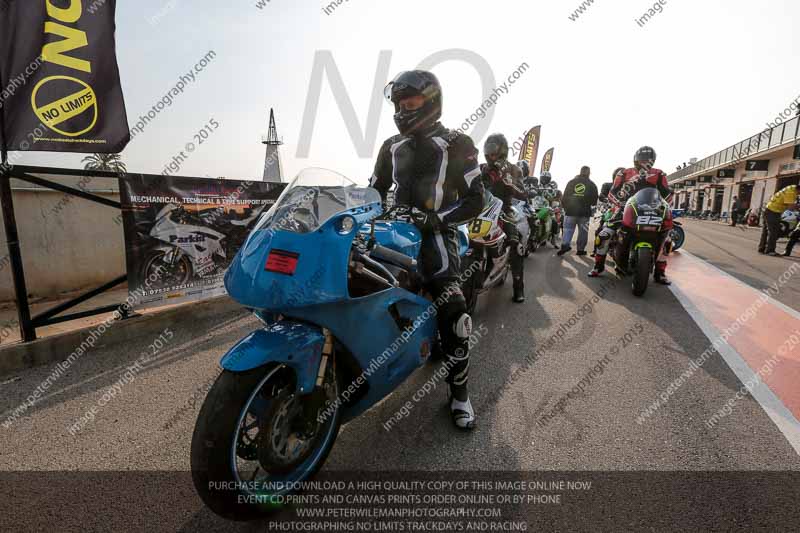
<box><xmin>541</xmin><ymin>147</ymin><xmax>554</xmax><ymax>173</ymax></box>
<box><xmin>519</xmin><ymin>125</ymin><xmax>541</xmax><ymax>176</ymax></box>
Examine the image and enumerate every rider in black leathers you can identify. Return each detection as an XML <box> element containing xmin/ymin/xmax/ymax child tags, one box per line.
<box><xmin>480</xmin><ymin>133</ymin><xmax>528</xmax><ymax>303</ymax></box>
<box><xmin>370</xmin><ymin>70</ymin><xmax>484</xmax><ymax>430</ymax></box>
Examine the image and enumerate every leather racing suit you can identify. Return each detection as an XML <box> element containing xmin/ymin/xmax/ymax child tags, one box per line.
<box><xmin>370</xmin><ymin>122</ymin><xmax>484</xmax><ymax>397</ymax></box>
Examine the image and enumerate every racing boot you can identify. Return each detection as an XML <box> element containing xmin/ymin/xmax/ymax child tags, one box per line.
<box><xmin>785</xmin><ymin>236</ymin><xmax>796</xmax><ymax>256</ymax></box>
<box><xmin>512</xmin><ymin>277</ymin><xmax>525</xmax><ymax>303</ymax></box>
<box><xmin>588</xmin><ymin>255</ymin><xmax>606</xmax><ymax>277</ymax></box>
<box><xmin>654</xmin><ymin>261</ymin><xmax>671</xmax><ymax>285</ymax></box>
<box><xmin>449</xmin><ymin>392</ymin><xmax>476</xmax><ymax>430</ymax></box>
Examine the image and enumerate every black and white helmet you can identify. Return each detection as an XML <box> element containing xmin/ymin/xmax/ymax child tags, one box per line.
<box><xmin>634</xmin><ymin>146</ymin><xmax>657</xmax><ymax>170</ymax></box>
<box><xmin>384</xmin><ymin>70</ymin><xmax>443</xmax><ymax>136</ymax></box>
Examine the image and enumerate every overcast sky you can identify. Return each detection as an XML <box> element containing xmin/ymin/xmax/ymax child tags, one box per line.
<box><xmin>14</xmin><ymin>0</ymin><xmax>800</xmax><ymax>188</ymax></box>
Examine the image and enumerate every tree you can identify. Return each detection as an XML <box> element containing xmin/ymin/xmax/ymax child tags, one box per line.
<box><xmin>81</xmin><ymin>153</ymin><xmax>127</xmax><ymax>173</ymax></box>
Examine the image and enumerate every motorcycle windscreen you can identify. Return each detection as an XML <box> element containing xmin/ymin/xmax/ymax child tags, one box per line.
<box><xmin>248</xmin><ymin>168</ymin><xmax>380</xmax><ymax>237</ymax></box>
<box><xmin>226</xmin><ymin>168</ymin><xmax>381</xmax><ymax>309</ymax></box>
<box><xmin>629</xmin><ymin>187</ymin><xmax>663</xmax><ymax>211</ymax></box>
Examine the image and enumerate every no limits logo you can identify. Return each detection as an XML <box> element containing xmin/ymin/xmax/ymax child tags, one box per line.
<box><xmin>32</xmin><ymin>0</ymin><xmax>98</xmax><ymax>137</ymax></box>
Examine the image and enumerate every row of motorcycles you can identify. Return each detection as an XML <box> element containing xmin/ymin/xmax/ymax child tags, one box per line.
<box><xmin>189</xmin><ymin>168</ymin><xmax>564</xmax><ymax>520</ymax></box>
<box><xmin>461</xmin><ymin>179</ymin><xmax>561</xmax><ymax>313</ymax></box>
<box><xmin>685</xmin><ymin>206</ymin><xmax>799</xmax><ymax>237</ymax></box>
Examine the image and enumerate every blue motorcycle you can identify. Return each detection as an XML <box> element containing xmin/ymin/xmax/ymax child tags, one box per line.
<box><xmin>668</xmin><ymin>209</ymin><xmax>686</xmax><ymax>251</ymax></box>
<box><xmin>191</xmin><ymin>169</ymin><xmax>468</xmax><ymax>520</ymax></box>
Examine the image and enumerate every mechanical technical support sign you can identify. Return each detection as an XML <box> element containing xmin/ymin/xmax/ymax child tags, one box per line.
<box><xmin>0</xmin><ymin>0</ymin><xmax>130</xmax><ymax>152</ymax></box>
<box><xmin>119</xmin><ymin>175</ymin><xmax>285</xmax><ymax>309</ymax></box>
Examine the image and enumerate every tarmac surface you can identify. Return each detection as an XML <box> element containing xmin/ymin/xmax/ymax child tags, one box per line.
<box><xmin>1</xmin><ymin>218</ymin><xmax>799</xmax><ymax>531</ymax></box>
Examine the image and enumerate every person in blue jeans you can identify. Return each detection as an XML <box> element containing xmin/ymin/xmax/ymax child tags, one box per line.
<box><xmin>558</xmin><ymin>166</ymin><xmax>599</xmax><ymax>257</ymax></box>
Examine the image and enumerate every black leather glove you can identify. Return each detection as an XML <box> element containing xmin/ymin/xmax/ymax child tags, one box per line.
<box><xmin>410</xmin><ymin>208</ymin><xmax>443</xmax><ymax>232</ymax></box>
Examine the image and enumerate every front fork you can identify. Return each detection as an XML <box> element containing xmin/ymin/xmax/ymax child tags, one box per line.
<box><xmin>164</xmin><ymin>246</ymin><xmax>185</xmax><ymax>267</ymax></box>
<box><xmin>301</xmin><ymin>329</ymin><xmax>335</xmax><ymax>431</ymax></box>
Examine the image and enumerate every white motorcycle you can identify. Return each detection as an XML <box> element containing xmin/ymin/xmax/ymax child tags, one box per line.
<box><xmin>140</xmin><ymin>204</ymin><xmax>228</xmax><ymax>288</ymax></box>
<box><xmin>780</xmin><ymin>208</ymin><xmax>799</xmax><ymax>238</ymax></box>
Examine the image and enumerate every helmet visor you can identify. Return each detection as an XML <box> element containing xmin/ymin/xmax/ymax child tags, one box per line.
<box><xmin>384</xmin><ymin>71</ymin><xmax>430</xmax><ymax>102</ymax></box>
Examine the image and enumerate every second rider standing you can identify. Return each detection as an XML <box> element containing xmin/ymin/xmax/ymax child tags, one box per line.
<box><xmin>480</xmin><ymin>133</ymin><xmax>529</xmax><ymax>303</ymax></box>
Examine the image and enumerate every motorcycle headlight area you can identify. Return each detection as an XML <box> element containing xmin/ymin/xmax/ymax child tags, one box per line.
<box><xmin>337</xmin><ymin>216</ymin><xmax>356</xmax><ymax>234</ymax></box>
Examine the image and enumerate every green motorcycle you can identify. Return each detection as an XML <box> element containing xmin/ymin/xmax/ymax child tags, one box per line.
<box><xmin>529</xmin><ymin>194</ymin><xmax>557</xmax><ymax>250</ymax></box>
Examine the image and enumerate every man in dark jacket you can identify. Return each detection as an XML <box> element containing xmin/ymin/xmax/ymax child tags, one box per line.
<box><xmin>558</xmin><ymin>166</ymin><xmax>598</xmax><ymax>256</ymax></box>
<box><xmin>730</xmin><ymin>196</ymin><xmax>741</xmax><ymax>227</ymax></box>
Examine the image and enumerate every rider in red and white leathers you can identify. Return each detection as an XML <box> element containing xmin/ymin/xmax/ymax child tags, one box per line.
<box><xmin>589</xmin><ymin>146</ymin><xmax>674</xmax><ymax>284</ymax></box>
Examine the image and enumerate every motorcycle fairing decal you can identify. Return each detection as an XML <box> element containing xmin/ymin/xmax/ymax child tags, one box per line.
<box><xmin>634</xmin><ymin>242</ymin><xmax>654</xmax><ymax>249</ymax></box>
<box><xmin>265</xmin><ymin>249</ymin><xmax>300</xmax><ymax>276</ymax></box>
<box><xmin>636</xmin><ymin>215</ymin><xmax>663</xmax><ymax>225</ymax></box>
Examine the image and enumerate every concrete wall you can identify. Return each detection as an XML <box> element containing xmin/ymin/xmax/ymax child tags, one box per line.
<box><xmin>0</xmin><ymin>173</ymin><xmax>125</xmax><ymax>302</ymax></box>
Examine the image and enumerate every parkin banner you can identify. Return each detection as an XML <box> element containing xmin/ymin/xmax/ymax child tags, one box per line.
<box><xmin>119</xmin><ymin>176</ymin><xmax>285</xmax><ymax>309</ymax></box>
<box><xmin>519</xmin><ymin>126</ymin><xmax>541</xmax><ymax>177</ymax></box>
<box><xmin>0</xmin><ymin>0</ymin><xmax>129</xmax><ymax>153</ymax></box>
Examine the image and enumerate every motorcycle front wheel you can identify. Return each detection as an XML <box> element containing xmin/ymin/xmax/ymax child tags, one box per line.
<box><xmin>670</xmin><ymin>226</ymin><xmax>686</xmax><ymax>251</ymax></box>
<box><xmin>191</xmin><ymin>361</ymin><xmax>341</xmax><ymax>521</ymax></box>
<box><xmin>141</xmin><ymin>249</ymin><xmax>192</xmax><ymax>288</ymax></box>
<box><xmin>632</xmin><ymin>247</ymin><xmax>652</xmax><ymax>297</ymax></box>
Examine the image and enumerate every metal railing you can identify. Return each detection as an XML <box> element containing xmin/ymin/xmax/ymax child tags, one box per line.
<box><xmin>0</xmin><ymin>165</ymin><xmax>136</xmax><ymax>342</ymax></box>
<box><xmin>668</xmin><ymin>115</ymin><xmax>800</xmax><ymax>183</ymax></box>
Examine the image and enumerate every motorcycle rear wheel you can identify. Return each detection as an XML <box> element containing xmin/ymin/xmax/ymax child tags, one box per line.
<box><xmin>191</xmin><ymin>363</ymin><xmax>341</xmax><ymax>521</ymax></box>
<box><xmin>632</xmin><ymin>247</ymin><xmax>652</xmax><ymax>297</ymax></box>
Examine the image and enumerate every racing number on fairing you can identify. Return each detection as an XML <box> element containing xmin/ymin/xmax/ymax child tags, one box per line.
<box><xmin>470</xmin><ymin>219</ymin><xmax>483</xmax><ymax>234</ymax></box>
<box><xmin>636</xmin><ymin>215</ymin><xmax>663</xmax><ymax>225</ymax></box>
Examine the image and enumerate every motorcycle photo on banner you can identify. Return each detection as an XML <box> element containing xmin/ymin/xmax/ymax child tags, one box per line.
<box><xmin>119</xmin><ymin>176</ymin><xmax>284</xmax><ymax>308</ymax></box>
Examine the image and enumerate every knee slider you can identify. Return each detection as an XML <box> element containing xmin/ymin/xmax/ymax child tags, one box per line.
<box><xmin>453</xmin><ymin>313</ymin><xmax>473</xmax><ymax>340</ymax></box>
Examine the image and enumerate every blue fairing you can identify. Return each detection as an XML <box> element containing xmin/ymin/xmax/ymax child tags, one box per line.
<box><xmin>224</xmin><ymin>200</ymin><xmax>438</xmax><ymax>421</ymax></box>
<box><xmin>364</xmin><ymin>221</ymin><xmax>422</xmax><ymax>260</ymax></box>
<box><xmin>220</xmin><ymin>321</ymin><xmax>325</xmax><ymax>395</ymax></box>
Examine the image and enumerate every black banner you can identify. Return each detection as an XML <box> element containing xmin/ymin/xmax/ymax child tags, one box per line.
<box><xmin>0</xmin><ymin>0</ymin><xmax>129</xmax><ymax>152</ymax></box>
<box><xmin>519</xmin><ymin>126</ymin><xmax>541</xmax><ymax>176</ymax></box>
<box><xmin>794</xmin><ymin>144</ymin><xmax>800</xmax><ymax>160</ymax></box>
<box><xmin>717</xmin><ymin>168</ymin><xmax>735</xmax><ymax>178</ymax></box>
<box><xmin>119</xmin><ymin>175</ymin><xmax>285</xmax><ymax>309</ymax></box>
<box><xmin>541</xmin><ymin>147</ymin><xmax>554</xmax><ymax>173</ymax></box>
<box><xmin>746</xmin><ymin>159</ymin><xmax>770</xmax><ymax>172</ymax></box>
